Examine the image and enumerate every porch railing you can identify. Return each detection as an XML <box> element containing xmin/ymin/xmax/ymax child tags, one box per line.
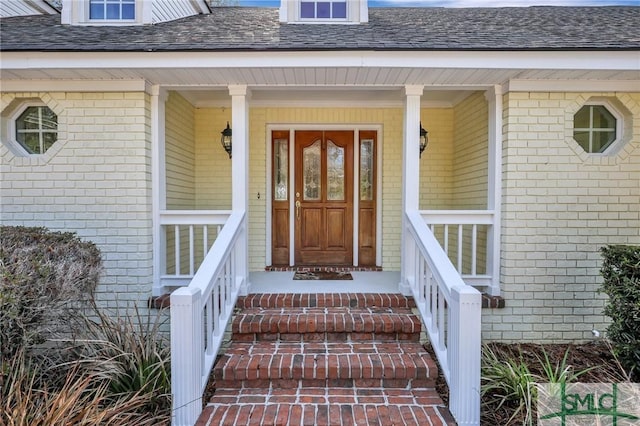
<box><xmin>421</xmin><ymin>210</ymin><xmax>494</xmax><ymax>291</ymax></box>
<box><xmin>170</xmin><ymin>210</ymin><xmax>246</xmax><ymax>426</ymax></box>
<box><xmin>158</xmin><ymin>210</ymin><xmax>231</xmax><ymax>289</ymax></box>
<box><xmin>405</xmin><ymin>210</ymin><xmax>481</xmax><ymax>426</ymax></box>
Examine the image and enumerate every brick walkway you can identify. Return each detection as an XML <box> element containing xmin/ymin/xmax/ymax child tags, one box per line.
<box><xmin>197</xmin><ymin>293</ymin><xmax>455</xmax><ymax>426</ymax></box>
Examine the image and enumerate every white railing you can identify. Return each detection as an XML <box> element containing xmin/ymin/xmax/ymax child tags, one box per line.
<box><xmin>421</xmin><ymin>210</ymin><xmax>494</xmax><ymax>291</ymax></box>
<box><xmin>159</xmin><ymin>210</ymin><xmax>231</xmax><ymax>289</ymax></box>
<box><xmin>405</xmin><ymin>210</ymin><xmax>481</xmax><ymax>426</ymax></box>
<box><xmin>170</xmin><ymin>210</ymin><xmax>246</xmax><ymax>426</ymax></box>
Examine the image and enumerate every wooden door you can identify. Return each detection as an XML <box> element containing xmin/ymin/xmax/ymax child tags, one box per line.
<box><xmin>294</xmin><ymin>131</ymin><xmax>353</xmax><ymax>265</ymax></box>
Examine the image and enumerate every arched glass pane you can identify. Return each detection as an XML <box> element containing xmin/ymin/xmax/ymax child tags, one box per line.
<box><xmin>327</xmin><ymin>140</ymin><xmax>344</xmax><ymax>201</ymax></box>
<box><xmin>303</xmin><ymin>140</ymin><xmax>321</xmax><ymax>200</ymax></box>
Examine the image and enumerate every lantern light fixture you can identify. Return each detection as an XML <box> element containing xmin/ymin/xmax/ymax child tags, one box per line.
<box><xmin>419</xmin><ymin>122</ymin><xmax>429</xmax><ymax>158</ymax></box>
<box><xmin>221</xmin><ymin>121</ymin><xmax>232</xmax><ymax>158</ymax></box>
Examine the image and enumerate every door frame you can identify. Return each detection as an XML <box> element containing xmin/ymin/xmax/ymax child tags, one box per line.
<box><xmin>266</xmin><ymin>124</ymin><xmax>383</xmax><ymax>267</ymax></box>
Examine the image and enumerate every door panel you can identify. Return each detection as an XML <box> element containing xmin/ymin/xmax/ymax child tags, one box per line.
<box><xmin>294</xmin><ymin>130</ymin><xmax>353</xmax><ymax>265</ymax></box>
<box><xmin>326</xmin><ymin>208</ymin><xmax>346</xmax><ymax>248</ymax></box>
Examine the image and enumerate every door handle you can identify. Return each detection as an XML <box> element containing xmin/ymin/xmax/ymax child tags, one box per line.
<box><xmin>295</xmin><ymin>200</ymin><xmax>301</xmax><ymax>219</ymax></box>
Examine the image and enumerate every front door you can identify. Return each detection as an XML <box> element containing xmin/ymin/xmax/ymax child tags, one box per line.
<box><xmin>294</xmin><ymin>130</ymin><xmax>353</xmax><ymax>265</ymax></box>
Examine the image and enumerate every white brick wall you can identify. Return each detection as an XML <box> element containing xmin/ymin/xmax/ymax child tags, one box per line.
<box><xmin>1</xmin><ymin>91</ymin><xmax>153</xmax><ymax>310</ymax></box>
<box><xmin>483</xmin><ymin>91</ymin><xmax>640</xmax><ymax>342</ymax></box>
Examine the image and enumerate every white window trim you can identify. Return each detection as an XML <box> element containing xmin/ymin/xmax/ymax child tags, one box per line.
<box><xmin>298</xmin><ymin>0</ymin><xmax>348</xmax><ymax>22</ymax></box>
<box><xmin>573</xmin><ymin>100</ymin><xmax>623</xmax><ymax>156</ymax></box>
<box><xmin>62</xmin><ymin>0</ymin><xmax>150</xmax><ymax>26</ymax></box>
<box><xmin>280</xmin><ymin>0</ymin><xmax>368</xmax><ymax>24</ymax></box>
<box><xmin>14</xmin><ymin>104</ymin><xmax>58</xmax><ymax>155</ymax></box>
<box><xmin>3</xmin><ymin>100</ymin><xmax>52</xmax><ymax>157</ymax></box>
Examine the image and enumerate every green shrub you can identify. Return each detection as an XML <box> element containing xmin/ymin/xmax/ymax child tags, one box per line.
<box><xmin>0</xmin><ymin>226</ymin><xmax>102</xmax><ymax>359</ymax></box>
<box><xmin>600</xmin><ymin>244</ymin><xmax>640</xmax><ymax>380</ymax></box>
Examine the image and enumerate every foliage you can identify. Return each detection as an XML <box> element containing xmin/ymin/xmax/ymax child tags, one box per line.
<box><xmin>1</xmin><ymin>348</ymin><xmax>166</xmax><ymax>426</ymax></box>
<box><xmin>482</xmin><ymin>344</ymin><xmax>537</xmax><ymax>426</ymax></box>
<box><xmin>481</xmin><ymin>344</ymin><xmax>599</xmax><ymax>426</ymax></box>
<box><xmin>64</xmin><ymin>306</ymin><xmax>172</xmax><ymax>416</ymax></box>
<box><xmin>600</xmin><ymin>244</ymin><xmax>640</xmax><ymax>381</ymax></box>
<box><xmin>0</xmin><ymin>226</ymin><xmax>101</xmax><ymax>360</ymax></box>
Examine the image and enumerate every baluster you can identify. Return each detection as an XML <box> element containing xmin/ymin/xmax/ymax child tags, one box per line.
<box><xmin>206</xmin><ymin>296</ymin><xmax>213</xmax><ymax>356</ymax></box>
<box><xmin>213</xmin><ymin>276</ymin><xmax>220</xmax><ymax>337</ymax></box>
<box><xmin>471</xmin><ymin>224</ymin><xmax>477</xmax><ymax>276</ymax></box>
<box><xmin>438</xmin><ymin>288</ymin><xmax>445</xmax><ymax>350</ymax></box>
<box><xmin>189</xmin><ymin>225</ymin><xmax>195</xmax><ymax>276</ymax></box>
<box><xmin>203</xmin><ymin>225</ymin><xmax>209</xmax><ymax>262</ymax></box>
<box><xmin>174</xmin><ymin>225</ymin><xmax>180</xmax><ymax>276</ymax></box>
<box><xmin>444</xmin><ymin>224</ymin><xmax>449</xmax><ymax>255</ymax></box>
<box><xmin>457</xmin><ymin>225</ymin><xmax>463</xmax><ymax>273</ymax></box>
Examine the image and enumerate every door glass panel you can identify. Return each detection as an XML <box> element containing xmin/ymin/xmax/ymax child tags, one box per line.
<box><xmin>274</xmin><ymin>138</ymin><xmax>288</xmax><ymax>201</ymax></box>
<box><xmin>327</xmin><ymin>140</ymin><xmax>345</xmax><ymax>201</ymax></box>
<box><xmin>303</xmin><ymin>140</ymin><xmax>321</xmax><ymax>200</ymax></box>
<box><xmin>360</xmin><ymin>139</ymin><xmax>373</xmax><ymax>201</ymax></box>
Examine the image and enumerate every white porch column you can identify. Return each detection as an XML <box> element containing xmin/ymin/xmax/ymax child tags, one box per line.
<box><xmin>229</xmin><ymin>85</ymin><xmax>250</xmax><ymax>295</ymax></box>
<box><xmin>151</xmin><ymin>85</ymin><xmax>168</xmax><ymax>296</ymax></box>
<box><xmin>485</xmin><ymin>85</ymin><xmax>503</xmax><ymax>296</ymax></box>
<box><xmin>399</xmin><ymin>85</ymin><xmax>424</xmax><ymax>295</ymax></box>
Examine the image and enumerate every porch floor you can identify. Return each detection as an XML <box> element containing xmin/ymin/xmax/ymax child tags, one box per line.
<box><xmin>249</xmin><ymin>271</ymin><xmax>400</xmax><ymax>293</ymax></box>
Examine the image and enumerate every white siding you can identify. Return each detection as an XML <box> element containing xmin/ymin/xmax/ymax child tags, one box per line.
<box><xmin>152</xmin><ymin>0</ymin><xmax>207</xmax><ymax>24</ymax></box>
<box><xmin>1</xmin><ymin>0</ymin><xmax>57</xmax><ymax>17</ymax></box>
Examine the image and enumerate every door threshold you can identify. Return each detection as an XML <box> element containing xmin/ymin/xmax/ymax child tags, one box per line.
<box><xmin>265</xmin><ymin>265</ymin><xmax>383</xmax><ymax>272</ymax></box>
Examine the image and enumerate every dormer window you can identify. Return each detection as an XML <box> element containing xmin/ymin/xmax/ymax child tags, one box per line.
<box><xmin>300</xmin><ymin>1</ymin><xmax>346</xmax><ymax>19</ymax></box>
<box><xmin>89</xmin><ymin>0</ymin><xmax>135</xmax><ymax>20</ymax></box>
<box><xmin>279</xmin><ymin>0</ymin><xmax>367</xmax><ymax>24</ymax></box>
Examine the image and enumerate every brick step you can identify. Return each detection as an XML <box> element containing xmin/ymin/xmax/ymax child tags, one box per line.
<box><xmin>199</xmin><ymin>387</ymin><xmax>454</xmax><ymax>426</ymax></box>
<box><xmin>237</xmin><ymin>293</ymin><xmax>417</xmax><ymax>309</ymax></box>
<box><xmin>212</xmin><ymin>341</ymin><xmax>437</xmax><ymax>389</ymax></box>
<box><xmin>232</xmin><ymin>307</ymin><xmax>421</xmax><ymax>342</ymax></box>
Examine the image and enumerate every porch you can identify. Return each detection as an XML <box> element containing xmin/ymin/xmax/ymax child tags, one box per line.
<box><xmin>156</xmin><ymin>85</ymin><xmax>501</xmax><ymax>426</ymax></box>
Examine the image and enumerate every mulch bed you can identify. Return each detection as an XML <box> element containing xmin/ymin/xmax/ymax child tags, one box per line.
<box><xmin>429</xmin><ymin>341</ymin><xmax>631</xmax><ymax>426</ymax></box>
<box><xmin>428</xmin><ymin>341</ymin><xmax>632</xmax><ymax>425</ymax></box>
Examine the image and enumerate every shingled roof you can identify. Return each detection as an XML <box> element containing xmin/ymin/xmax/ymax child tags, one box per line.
<box><xmin>1</xmin><ymin>6</ymin><xmax>639</xmax><ymax>52</ymax></box>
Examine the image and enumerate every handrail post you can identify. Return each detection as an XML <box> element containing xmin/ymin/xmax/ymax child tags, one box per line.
<box><xmin>448</xmin><ymin>285</ymin><xmax>482</xmax><ymax>426</ymax></box>
<box><xmin>171</xmin><ymin>286</ymin><xmax>203</xmax><ymax>426</ymax></box>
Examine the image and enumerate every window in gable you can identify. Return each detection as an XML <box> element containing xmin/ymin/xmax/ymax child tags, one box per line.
<box><xmin>90</xmin><ymin>0</ymin><xmax>135</xmax><ymax>20</ymax></box>
<box><xmin>573</xmin><ymin>104</ymin><xmax>618</xmax><ymax>154</ymax></box>
<box><xmin>15</xmin><ymin>106</ymin><xmax>58</xmax><ymax>155</ymax></box>
<box><xmin>300</xmin><ymin>0</ymin><xmax>347</xmax><ymax>19</ymax></box>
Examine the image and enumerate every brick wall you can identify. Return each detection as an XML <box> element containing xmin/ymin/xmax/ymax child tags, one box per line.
<box><xmin>0</xmin><ymin>91</ymin><xmax>153</xmax><ymax>310</ymax></box>
<box><xmin>483</xmin><ymin>91</ymin><xmax>640</xmax><ymax>342</ymax></box>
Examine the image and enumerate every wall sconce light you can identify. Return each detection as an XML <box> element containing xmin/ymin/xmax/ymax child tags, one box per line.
<box><xmin>419</xmin><ymin>122</ymin><xmax>429</xmax><ymax>158</ymax></box>
<box><xmin>220</xmin><ymin>121</ymin><xmax>232</xmax><ymax>158</ymax></box>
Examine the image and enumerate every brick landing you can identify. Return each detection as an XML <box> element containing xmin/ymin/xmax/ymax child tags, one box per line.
<box><xmin>198</xmin><ymin>293</ymin><xmax>455</xmax><ymax>426</ymax></box>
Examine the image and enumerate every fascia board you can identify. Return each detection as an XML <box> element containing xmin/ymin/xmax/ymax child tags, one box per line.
<box><xmin>1</xmin><ymin>50</ymin><xmax>639</xmax><ymax>72</ymax></box>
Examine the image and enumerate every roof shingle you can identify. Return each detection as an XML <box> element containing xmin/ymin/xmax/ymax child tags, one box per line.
<box><xmin>1</xmin><ymin>6</ymin><xmax>639</xmax><ymax>52</ymax></box>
